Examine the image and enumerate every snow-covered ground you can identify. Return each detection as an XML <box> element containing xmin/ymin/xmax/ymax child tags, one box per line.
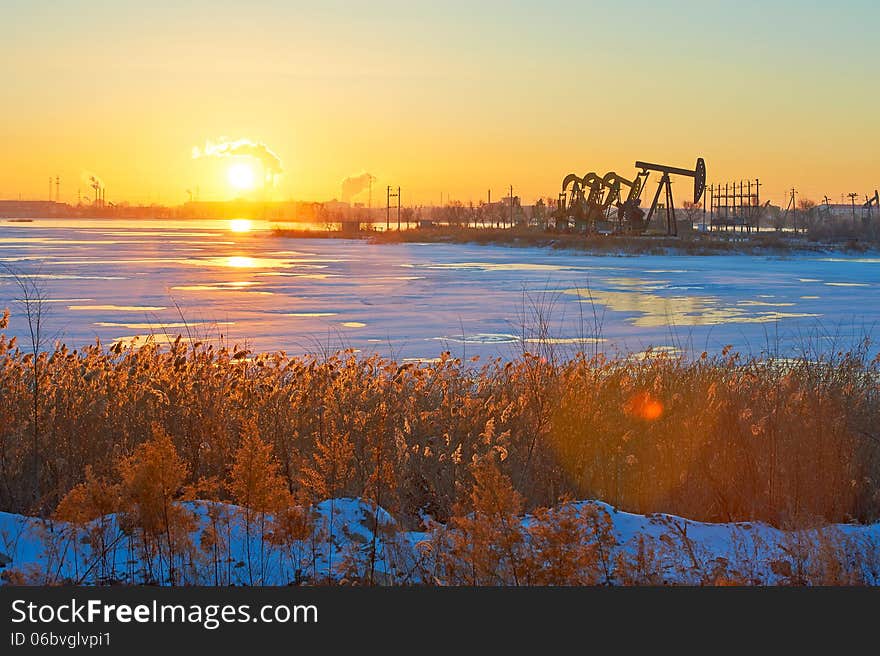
<box><xmin>1</xmin><ymin>218</ymin><xmax>879</xmax><ymax>360</ymax></box>
<box><xmin>2</xmin><ymin>498</ymin><xmax>879</xmax><ymax>586</ymax></box>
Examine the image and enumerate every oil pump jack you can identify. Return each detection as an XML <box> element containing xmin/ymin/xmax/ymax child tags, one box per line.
<box><xmin>558</xmin><ymin>173</ymin><xmax>586</xmax><ymax>229</ymax></box>
<box><xmin>634</xmin><ymin>157</ymin><xmax>706</xmax><ymax>236</ymax></box>
<box><xmin>559</xmin><ymin>172</ymin><xmax>608</xmax><ymax>230</ymax></box>
<box><xmin>556</xmin><ymin>157</ymin><xmax>705</xmax><ymax>235</ymax></box>
<box><xmin>602</xmin><ymin>171</ymin><xmax>649</xmax><ymax>230</ymax></box>
<box><xmin>558</xmin><ymin>170</ymin><xmax>649</xmax><ymax>231</ymax></box>
<box><xmin>865</xmin><ymin>190</ymin><xmax>879</xmax><ymax>220</ymax></box>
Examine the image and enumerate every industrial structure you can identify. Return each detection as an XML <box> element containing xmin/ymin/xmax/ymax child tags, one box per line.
<box><xmin>864</xmin><ymin>190</ymin><xmax>879</xmax><ymax>221</ymax></box>
<box><xmin>89</xmin><ymin>176</ymin><xmax>106</xmax><ymax>207</ymax></box>
<box><xmin>708</xmin><ymin>179</ymin><xmax>766</xmax><ymax>233</ymax></box>
<box><xmin>554</xmin><ymin>157</ymin><xmax>706</xmax><ymax>236</ymax></box>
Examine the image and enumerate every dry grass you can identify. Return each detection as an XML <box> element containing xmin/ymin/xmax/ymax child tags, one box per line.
<box><xmin>1</xmin><ymin>311</ymin><xmax>879</xmax><ymax>528</ymax></box>
<box><xmin>271</xmin><ymin>224</ymin><xmax>869</xmax><ymax>256</ymax></box>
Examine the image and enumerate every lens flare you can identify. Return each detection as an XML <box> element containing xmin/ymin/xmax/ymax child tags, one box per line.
<box><xmin>627</xmin><ymin>392</ymin><xmax>664</xmax><ymax>421</ymax></box>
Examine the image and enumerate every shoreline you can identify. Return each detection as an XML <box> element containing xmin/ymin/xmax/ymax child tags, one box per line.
<box><xmin>4</xmin><ymin>218</ymin><xmax>876</xmax><ymax>258</ymax></box>
<box><xmin>271</xmin><ymin>225</ymin><xmax>879</xmax><ymax>257</ymax></box>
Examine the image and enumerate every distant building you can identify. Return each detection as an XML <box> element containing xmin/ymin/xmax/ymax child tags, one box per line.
<box><xmin>0</xmin><ymin>200</ymin><xmax>68</xmax><ymax>218</ymax></box>
<box><xmin>822</xmin><ymin>203</ymin><xmax>865</xmax><ymax>217</ymax></box>
<box><xmin>321</xmin><ymin>200</ymin><xmax>350</xmax><ymax>212</ymax></box>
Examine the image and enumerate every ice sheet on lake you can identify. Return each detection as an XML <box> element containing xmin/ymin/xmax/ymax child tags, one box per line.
<box><xmin>0</xmin><ymin>218</ymin><xmax>878</xmax><ymax>359</ymax></box>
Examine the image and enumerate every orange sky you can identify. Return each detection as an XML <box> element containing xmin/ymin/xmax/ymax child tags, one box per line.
<box><xmin>1</xmin><ymin>1</ymin><xmax>877</xmax><ymax>208</ymax></box>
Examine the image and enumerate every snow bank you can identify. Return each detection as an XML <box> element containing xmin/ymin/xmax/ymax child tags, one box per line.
<box><xmin>1</xmin><ymin>499</ymin><xmax>878</xmax><ymax>585</ymax></box>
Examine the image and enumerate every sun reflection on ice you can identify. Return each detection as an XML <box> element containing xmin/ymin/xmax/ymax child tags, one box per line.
<box><xmin>226</xmin><ymin>256</ymin><xmax>257</xmax><ymax>268</ymax></box>
<box><xmin>229</xmin><ymin>219</ymin><xmax>253</xmax><ymax>233</ymax></box>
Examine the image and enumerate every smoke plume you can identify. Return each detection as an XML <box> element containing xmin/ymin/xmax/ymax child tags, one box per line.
<box><xmin>192</xmin><ymin>138</ymin><xmax>284</xmax><ymax>180</ymax></box>
<box><xmin>81</xmin><ymin>171</ymin><xmax>104</xmax><ymax>189</ymax></box>
<box><xmin>341</xmin><ymin>172</ymin><xmax>375</xmax><ymax>203</ymax></box>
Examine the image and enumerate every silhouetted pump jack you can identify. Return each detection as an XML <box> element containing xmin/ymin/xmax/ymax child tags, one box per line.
<box><xmin>635</xmin><ymin>157</ymin><xmax>706</xmax><ymax>236</ymax></box>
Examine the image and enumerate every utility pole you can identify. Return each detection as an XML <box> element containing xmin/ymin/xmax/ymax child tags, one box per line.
<box><xmin>702</xmin><ymin>186</ymin><xmax>707</xmax><ymax>232</ymax></box>
<box><xmin>746</xmin><ymin>179</ymin><xmax>751</xmax><ymax>232</ymax></box>
<box><xmin>386</xmin><ymin>186</ymin><xmax>400</xmax><ymax>230</ymax></box>
<box><xmin>848</xmin><ymin>192</ymin><xmax>859</xmax><ymax>229</ymax></box>
<box><xmin>736</xmin><ymin>180</ymin><xmax>743</xmax><ymax>232</ymax></box>
<box><xmin>724</xmin><ymin>183</ymin><xmax>729</xmax><ymax>225</ymax></box>
<box><xmin>754</xmin><ymin>178</ymin><xmax>761</xmax><ymax>232</ymax></box>
<box><xmin>705</xmin><ymin>184</ymin><xmax>712</xmax><ymax>232</ymax></box>
<box><xmin>787</xmin><ymin>188</ymin><xmax>797</xmax><ymax>233</ymax></box>
<box><xmin>509</xmin><ymin>185</ymin><xmax>514</xmax><ymax>228</ymax></box>
<box><xmin>48</xmin><ymin>177</ymin><xmax>53</xmax><ymax>202</ymax></box>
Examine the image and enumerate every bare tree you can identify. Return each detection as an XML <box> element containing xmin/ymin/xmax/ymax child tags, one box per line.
<box><xmin>2</xmin><ymin>263</ymin><xmax>50</xmax><ymax>510</ymax></box>
<box><xmin>681</xmin><ymin>201</ymin><xmax>703</xmax><ymax>227</ymax></box>
<box><xmin>531</xmin><ymin>198</ymin><xmax>547</xmax><ymax>229</ymax></box>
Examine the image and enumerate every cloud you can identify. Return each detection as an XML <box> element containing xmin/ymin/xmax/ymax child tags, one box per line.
<box><xmin>193</xmin><ymin>138</ymin><xmax>284</xmax><ymax>179</ymax></box>
<box><xmin>341</xmin><ymin>172</ymin><xmax>375</xmax><ymax>202</ymax></box>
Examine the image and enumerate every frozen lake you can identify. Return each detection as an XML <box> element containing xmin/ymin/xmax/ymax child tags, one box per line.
<box><xmin>1</xmin><ymin>217</ymin><xmax>879</xmax><ymax>360</ymax></box>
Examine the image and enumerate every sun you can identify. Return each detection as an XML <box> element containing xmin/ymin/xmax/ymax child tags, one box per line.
<box><xmin>227</xmin><ymin>162</ymin><xmax>256</xmax><ymax>191</ymax></box>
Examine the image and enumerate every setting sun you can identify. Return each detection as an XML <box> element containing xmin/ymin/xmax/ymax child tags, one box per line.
<box><xmin>227</xmin><ymin>162</ymin><xmax>256</xmax><ymax>191</ymax></box>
